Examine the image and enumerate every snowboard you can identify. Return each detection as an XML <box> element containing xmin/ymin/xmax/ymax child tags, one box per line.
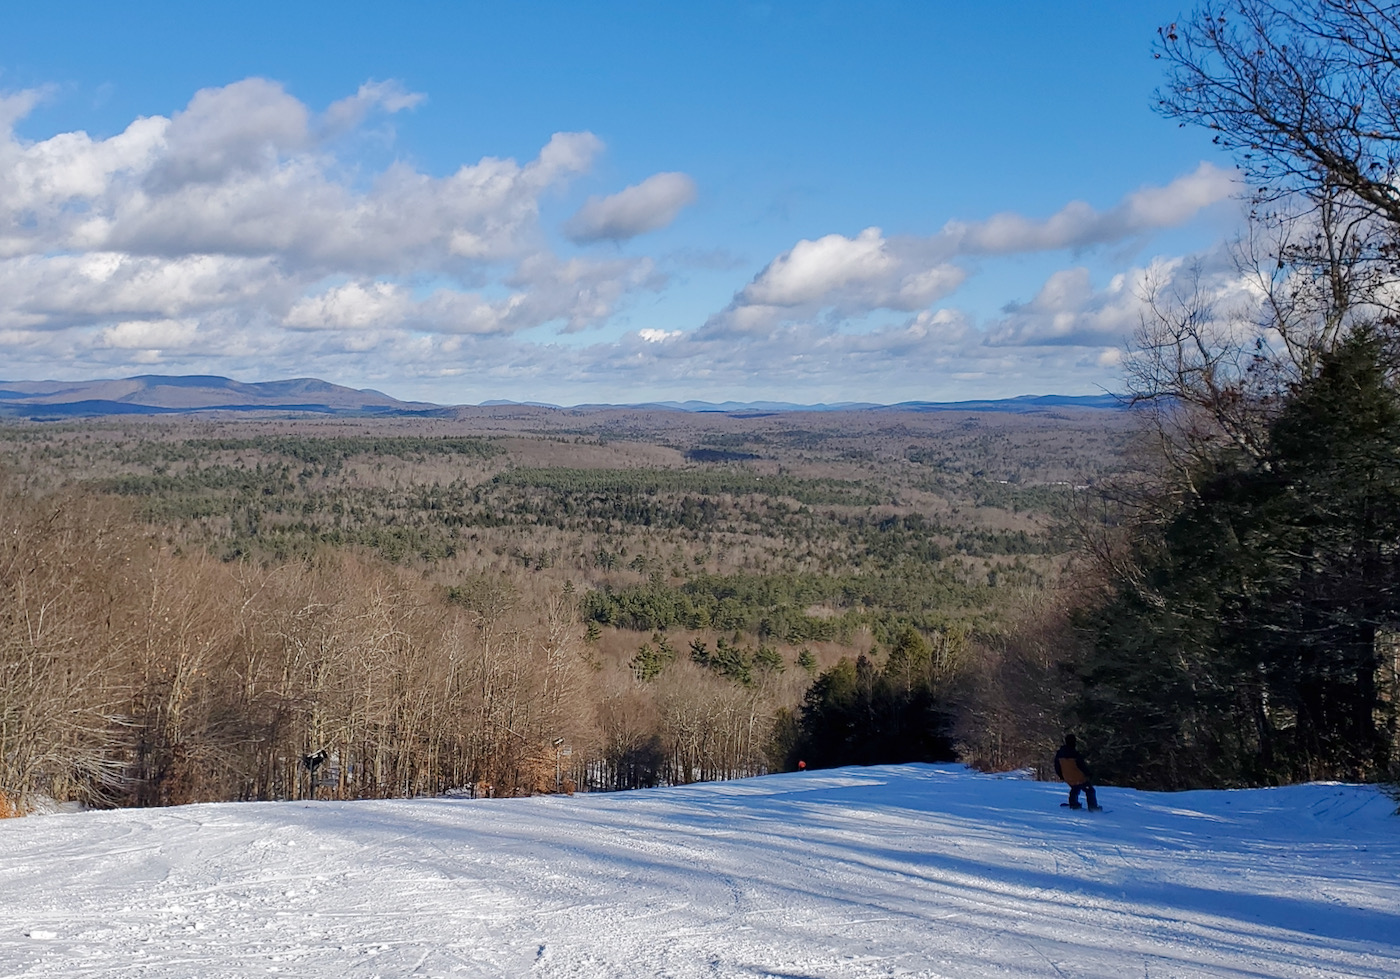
<box><xmin>1060</xmin><ymin>802</ymin><xmax>1110</xmax><ymax>812</ymax></box>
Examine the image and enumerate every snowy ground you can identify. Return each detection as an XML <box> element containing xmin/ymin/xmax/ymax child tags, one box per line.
<box><xmin>1</xmin><ymin>765</ymin><xmax>1396</xmax><ymax>978</ymax></box>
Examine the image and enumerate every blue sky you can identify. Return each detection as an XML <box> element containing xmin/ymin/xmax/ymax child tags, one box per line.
<box><xmin>0</xmin><ymin>2</ymin><xmax>1242</xmax><ymax>405</ymax></box>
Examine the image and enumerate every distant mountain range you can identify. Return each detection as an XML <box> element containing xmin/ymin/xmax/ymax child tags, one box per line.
<box><xmin>0</xmin><ymin>375</ymin><xmax>1122</xmax><ymax>419</ymax></box>
<box><xmin>0</xmin><ymin>375</ymin><xmax>440</xmax><ymax>419</ymax></box>
<box><xmin>583</xmin><ymin>394</ymin><xmax>1122</xmax><ymax>413</ymax></box>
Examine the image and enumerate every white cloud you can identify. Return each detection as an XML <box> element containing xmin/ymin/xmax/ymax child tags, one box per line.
<box><xmin>0</xmin><ymin>78</ymin><xmax>670</xmax><ymax>379</ymax></box>
<box><xmin>319</xmin><ymin>79</ymin><xmax>425</xmax><ymax>138</ymax></box>
<box><xmin>564</xmin><ymin>172</ymin><xmax>697</xmax><ymax>242</ymax></box>
<box><xmin>987</xmin><ymin>266</ymin><xmax>1133</xmax><ymax>347</ymax></box>
<box><xmin>505</xmin><ymin>254</ymin><xmax>663</xmax><ymax>333</ymax></box>
<box><xmin>941</xmin><ymin>164</ymin><xmax>1236</xmax><ymax>255</ymax></box>
<box><xmin>0</xmin><ymin>252</ymin><xmax>288</xmax><ymax>328</ymax></box>
<box><xmin>701</xmin><ymin>228</ymin><xmax>966</xmax><ymax>339</ymax></box>
<box><xmin>99</xmin><ymin>318</ymin><xmax>198</xmax><ymax>350</ymax></box>
<box><xmin>0</xmin><ymin>79</ymin><xmax>605</xmax><ymax>271</ymax></box>
<box><xmin>0</xmin><ymin>88</ymin><xmax>47</xmax><ymax>133</ymax></box>
<box><xmin>740</xmin><ymin>227</ymin><xmax>894</xmax><ymax>306</ymax></box>
<box><xmin>152</xmin><ymin>78</ymin><xmax>310</xmax><ymax>187</ymax></box>
<box><xmin>284</xmin><ymin>281</ymin><xmax>412</xmax><ymax>331</ymax></box>
<box><xmin>281</xmin><ymin>255</ymin><xmax>660</xmax><ymax>337</ymax></box>
<box><xmin>986</xmin><ymin>251</ymin><xmax>1257</xmax><ymax>348</ymax></box>
<box><xmin>528</xmin><ymin>131</ymin><xmax>605</xmax><ymax>186</ymax></box>
<box><xmin>0</xmin><ymin>77</ymin><xmax>1243</xmax><ymax>404</ymax></box>
<box><xmin>705</xmin><ymin>164</ymin><xmax>1238</xmax><ymax>341</ymax></box>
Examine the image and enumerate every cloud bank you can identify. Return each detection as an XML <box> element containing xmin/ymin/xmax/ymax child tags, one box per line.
<box><xmin>0</xmin><ymin>77</ymin><xmax>1241</xmax><ymax>402</ymax></box>
<box><xmin>702</xmin><ymin>164</ymin><xmax>1236</xmax><ymax>340</ymax></box>
<box><xmin>0</xmin><ymin>78</ymin><xmax>672</xmax><ymax>371</ymax></box>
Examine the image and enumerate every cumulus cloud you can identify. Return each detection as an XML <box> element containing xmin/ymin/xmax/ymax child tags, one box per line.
<box><xmin>282</xmin><ymin>256</ymin><xmax>660</xmax><ymax>337</ymax></box>
<box><xmin>0</xmin><ymin>79</ymin><xmax>605</xmax><ymax>270</ymax></box>
<box><xmin>0</xmin><ymin>76</ymin><xmax>1243</xmax><ymax>404</ymax></box>
<box><xmin>508</xmin><ymin>254</ymin><xmax>663</xmax><ymax>333</ymax></box>
<box><xmin>986</xmin><ymin>250</ymin><xmax>1257</xmax><ymax>349</ymax></box>
<box><xmin>0</xmin><ymin>78</ymin><xmax>672</xmax><ymax>374</ymax></box>
<box><xmin>563</xmin><ymin>172</ymin><xmax>697</xmax><ymax>242</ymax></box>
<box><xmin>0</xmin><ymin>252</ymin><xmax>289</xmax><ymax>328</ymax></box>
<box><xmin>986</xmin><ymin>266</ymin><xmax>1145</xmax><ymax>347</ymax></box>
<box><xmin>284</xmin><ymin>281</ymin><xmax>411</xmax><ymax>331</ymax></box>
<box><xmin>152</xmin><ymin>78</ymin><xmax>311</xmax><ymax>187</ymax></box>
<box><xmin>738</xmin><ymin>227</ymin><xmax>962</xmax><ymax>310</ymax></box>
<box><xmin>704</xmin><ymin>164</ymin><xmax>1238</xmax><ymax>340</ymax></box>
<box><xmin>940</xmin><ymin>163</ymin><xmax>1236</xmax><ymax>255</ymax></box>
<box><xmin>99</xmin><ymin>318</ymin><xmax>198</xmax><ymax>350</ymax></box>
<box><xmin>700</xmin><ymin>228</ymin><xmax>965</xmax><ymax>339</ymax></box>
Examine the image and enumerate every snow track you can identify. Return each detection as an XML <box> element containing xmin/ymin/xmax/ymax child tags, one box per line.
<box><xmin>1</xmin><ymin>765</ymin><xmax>1396</xmax><ymax>978</ymax></box>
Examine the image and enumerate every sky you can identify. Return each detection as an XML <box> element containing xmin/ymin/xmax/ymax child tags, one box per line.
<box><xmin>0</xmin><ymin>2</ymin><xmax>1245</xmax><ymax>406</ymax></box>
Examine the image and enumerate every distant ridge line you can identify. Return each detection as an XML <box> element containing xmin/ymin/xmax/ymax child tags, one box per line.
<box><xmin>0</xmin><ymin>374</ymin><xmax>1124</xmax><ymax>419</ymax></box>
<box><xmin>486</xmin><ymin>393</ymin><xmax>1123</xmax><ymax>413</ymax></box>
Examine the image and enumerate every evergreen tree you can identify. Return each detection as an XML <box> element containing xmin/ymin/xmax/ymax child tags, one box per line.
<box><xmin>1075</xmin><ymin>332</ymin><xmax>1400</xmax><ymax>787</ymax></box>
<box><xmin>787</xmin><ymin>627</ymin><xmax>958</xmax><ymax>770</ymax></box>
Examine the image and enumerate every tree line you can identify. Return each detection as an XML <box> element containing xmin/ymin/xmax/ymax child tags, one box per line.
<box><xmin>1052</xmin><ymin>0</ymin><xmax>1400</xmax><ymax>789</ymax></box>
<box><xmin>0</xmin><ymin>483</ymin><xmax>792</xmax><ymax>813</ymax></box>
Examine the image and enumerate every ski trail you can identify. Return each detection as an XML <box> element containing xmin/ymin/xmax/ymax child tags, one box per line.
<box><xmin>0</xmin><ymin>766</ymin><xmax>1395</xmax><ymax>978</ymax></box>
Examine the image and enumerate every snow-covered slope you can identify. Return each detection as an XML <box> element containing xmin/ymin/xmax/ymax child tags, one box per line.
<box><xmin>1</xmin><ymin>765</ymin><xmax>1396</xmax><ymax>978</ymax></box>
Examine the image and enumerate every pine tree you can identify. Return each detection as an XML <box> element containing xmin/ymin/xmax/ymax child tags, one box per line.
<box><xmin>1075</xmin><ymin>332</ymin><xmax>1400</xmax><ymax>786</ymax></box>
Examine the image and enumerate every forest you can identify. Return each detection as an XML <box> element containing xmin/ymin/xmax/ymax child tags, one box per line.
<box><xmin>0</xmin><ymin>406</ymin><xmax>1127</xmax><ymax>811</ymax></box>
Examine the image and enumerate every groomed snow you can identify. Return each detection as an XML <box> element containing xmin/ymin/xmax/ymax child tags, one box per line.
<box><xmin>1</xmin><ymin>765</ymin><xmax>1396</xmax><ymax>978</ymax></box>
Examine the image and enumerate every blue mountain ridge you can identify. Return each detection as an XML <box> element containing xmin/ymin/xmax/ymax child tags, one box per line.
<box><xmin>0</xmin><ymin>375</ymin><xmax>1123</xmax><ymax>418</ymax></box>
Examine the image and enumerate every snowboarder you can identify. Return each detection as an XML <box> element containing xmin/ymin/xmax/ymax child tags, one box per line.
<box><xmin>1053</xmin><ymin>734</ymin><xmax>1101</xmax><ymax>811</ymax></box>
